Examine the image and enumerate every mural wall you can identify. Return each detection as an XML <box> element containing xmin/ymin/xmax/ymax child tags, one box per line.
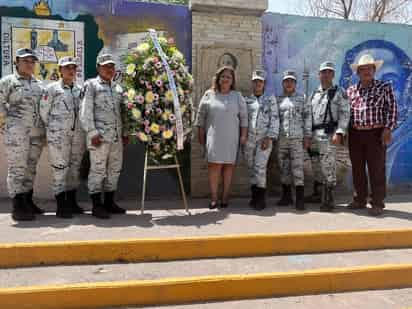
<box><xmin>263</xmin><ymin>13</ymin><xmax>412</xmax><ymax>186</ymax></box>
<box><xmin>0</xmin><ymin>0</ymin><xmax>192</xmax><ymax>198</ymax></box>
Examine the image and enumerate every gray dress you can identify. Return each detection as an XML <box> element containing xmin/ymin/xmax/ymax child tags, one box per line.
<box><xmin>196</xmin><ymin>90</ymin><xmax>248</xmax><ymax>164</ymax></box>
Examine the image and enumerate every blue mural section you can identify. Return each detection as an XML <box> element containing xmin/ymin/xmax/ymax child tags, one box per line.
<box><xmin>263</xmin><ymin>12</ymin><xmax>412</xmax><ymax>185</ymax></box>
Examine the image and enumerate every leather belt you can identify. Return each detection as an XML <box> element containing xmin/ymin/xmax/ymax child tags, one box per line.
<box><xmin>352</xmin><ymin>124</ymin><xmax>384</xmax><ymax>131</ymax></box>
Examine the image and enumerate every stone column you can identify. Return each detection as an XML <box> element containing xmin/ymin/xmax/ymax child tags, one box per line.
<box><xmin>190</xmin><ymin>0</ymin><xmax>268</xmax><ymax>197</ymax></box>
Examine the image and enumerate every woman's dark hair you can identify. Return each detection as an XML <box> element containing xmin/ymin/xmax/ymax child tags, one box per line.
<box><xmin>212</xmin><ymin>66</ymin><xmax>236</xmax><ymax>93</ymax></box>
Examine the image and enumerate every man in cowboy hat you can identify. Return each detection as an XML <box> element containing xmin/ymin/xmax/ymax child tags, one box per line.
<box><xmin>244</xmin><ymin>69</ymin><xmax>279</xmax><ymax>210</ymax></box>
<box><xmin>0</xmin><ymin>48</ymin><xmax>46</xmax><ymax>221</ymax></box>
<box><xmin>305</xmin><ymin>61</ymin><xmax>350</xmax><ymax>211</ymax></box>
<box><xmin>276</xmin><ymin>70</ymin><xmax>312</xmax><ymax>210</ymax></box>
<box><xmin>347</xmin><ymin>54</ymin><xmax>398</xmax><ymax>216</ymax></box>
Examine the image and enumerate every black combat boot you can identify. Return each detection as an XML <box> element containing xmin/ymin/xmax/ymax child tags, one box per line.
<box><xmin>55</xmin><ymin>192</ymin><xmax>73</xmax><ymax>219</ymax></box>
<box><xmin>254</xmin><ymin>187</ymin><xmax>267</xmax><ymax>211</ymax></box>
<box><xmin>249</xmin><ymin>185</ymin><xmax>258</xmax><ymax>209</ymax></box>
<box><xmin>277</xmin><ymin>184</ymin><xmax>293</xmax><ymax>206</ymax></box>
<box><xmin>12</xmin><ymin>193</ymin><xmax>35</xmax><ymax>221</ymax></box>
<box><xmin>320</xmin><ymin>185</ymin><xmax>335</xmax><ymax>212</ymax></box>
<box><xmin>304</xmin><ymin>181</ymin><xmax>322</xmax><ymax>204</ymax></box>
<box><xmin>66</xmin><ymin>190</ymin><xmax>84</xmax><ymax>214</ymax></box>
<box><xmin>104</xmin><ymin>191</ymin><xmax>126</xmax><ymax>214</ymax></box>
<box><xmin>91</xmin><ymin>193</ymin><xmax>110</xmax><ymax>219</ymax></box>
<box><xmin>295</xmin><ymin>186</ymin><xmax>305</xmax><ymax>211</ymax></box>
<box><xmin>26</xmin><ymin>190</ymin><xmax>45</xmax><ymax>214</ymax></box>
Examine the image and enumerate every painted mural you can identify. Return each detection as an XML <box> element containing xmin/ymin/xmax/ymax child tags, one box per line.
<box><xmin>0</xmin><ymin>0</ymin><xmax>192</xmax><ymax>197</ymax></box>
<box><xmin>263</xmin><ymin>12</ymin><xmax>412</xmax><ymax>185</ymax></box>
<box><xmin>1</xmin><ymin>16</ymin><xmax>85</xmax><ymax>82</ymax></box>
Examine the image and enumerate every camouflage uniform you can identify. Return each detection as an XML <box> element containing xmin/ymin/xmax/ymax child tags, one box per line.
<box><xmin>245</xmin><ymin>94</ymin><xmax>279</xmax><ymax>188</ymax></box>
<box><xmin>277</xmin><ymin>92</ymin><xmax>312</xmax><ymax>186</ymax></box>
<box><xmin>309</xmin><ymin>85</ymin><xmax>349</xmax><ymax>186</ymax></box>
<box><xmin>306</xmin><ymin>61</ymin><xmax>350</xmax><ymax>211</ymax></box>
<box><xmin>0</xmin><ymin>72</ymin><xmax>45</xmax><ymax>197</ymax></box>
<box><xmin>40</xmin><ymin>80</ymin><xmax>85</xmax><ymax>195</ymax></box>
<box><xmin>80</xmin><ymin>76</ymin><xmax>126</xmax><ymax>195</ymax></box>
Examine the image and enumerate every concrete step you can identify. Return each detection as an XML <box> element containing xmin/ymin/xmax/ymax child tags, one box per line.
<box><xmin>1</xmin><ymin>229</ymin><xmax>412</xmax><ymax>268</ymax></box>
<box><xmin>1</xmin><ymin>262</ymin><xmax>412</xmax><ymax>308</ymax></box>
<box><xmin>1</xmin><ymin>197</ymin><xmax>411</xmax><ymax>244</ymax></box>
<box><xmin>107</xmin><ymin>288</ymin><xmax>412</xmax><ymax>309</ymax></box>
<box><xmin>1</xmin><ymin>249</ymin><xmax>412</xmax><ymax>288</ymax></box>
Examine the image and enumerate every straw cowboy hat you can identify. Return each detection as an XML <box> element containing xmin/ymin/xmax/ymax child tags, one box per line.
<box><xmin>350</xmin><ymin>54</ymin><xmax>384</xmax><ymax>72</ymax></box>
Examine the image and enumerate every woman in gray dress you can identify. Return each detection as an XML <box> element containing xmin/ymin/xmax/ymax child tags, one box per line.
<box><xmin>196</xmin><ymin>66</ymin><xmax>248</xmax><ymax>209</ymax></box>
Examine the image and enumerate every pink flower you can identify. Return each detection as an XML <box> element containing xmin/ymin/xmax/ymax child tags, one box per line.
<box><xmin>135</xmin><ymin>95</ymin><xmax>145</xmax><ymax>104</ymax></box>
<box><xmin>155</xmin><ymin>62</ymin><xmax>163</xmax><ymax>69</ymax></box>
<box><xmin>145</xmin><ymin>109</ymin><xmax>151</xmax><ymax>116</ymax></box>
<box><xmin>143</xmin><ymin>120</ymin><xmax>150</xmax><ymax>126</ymax></box>
<box><xmin>145</xmin><ymin>82</ymin><xmax>152</xmax><ymax>90</ymax></box>
<box><xmin>156</xmin><ymin>108</ymin><xmax>162</xmax><ymax>114</ymax></box>
<box><xmin>155</xmin><ymin>80</ymin><xmax>163</xmax><ymax>87</ymax></box>
<box><xmin>153</xmin><ymin>93</ymin><xmax>159</xmax><ymax>101</ymax></box>
<box><xmin>169</xmin><ymin>114</ymin><xmax>176</xmax><ymax>122</ymax></box>
<box><xmin>127</xmin><ymin>102</ymin><xmax>133</xmax><ymax>109</ymax></box>
<box><xmin>145</xmin><ymin>126</ymin><xmax>151</xmax><ymax>134</ymax></box>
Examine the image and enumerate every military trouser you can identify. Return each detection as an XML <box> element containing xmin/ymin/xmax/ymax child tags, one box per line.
<box><xmin>47</xmin><ymin>128</ymin><xmax>86</xmax><ymax>195</ymax></box>
<box><xmin>309</xmin><ymin>135</ymin><xmax>337</xmax><ymax>186</ymax></box>
<box><xmin>88</xmin><ymin>139</ymin><xmax>123</xmax><ymax>194</ymax></box>
<box><xmin>277</xmin><ymin>137</ymin><xmax>304</xmax><ymax>186</ymax></box>
<box><xmin>244</xmin><ymin>138</ymin><xmax>272</xmax><ymax>188</ymax></box>
<box><xmin>4</xmin><ymin>122</ymin><xmax>45</xmax><ymax>197</ymax></box>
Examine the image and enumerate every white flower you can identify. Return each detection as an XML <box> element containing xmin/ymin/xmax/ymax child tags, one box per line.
<box><xmin>126</xmin><ymin>63</ymin><xmax>136</xmax><ymax>75</ymax></box>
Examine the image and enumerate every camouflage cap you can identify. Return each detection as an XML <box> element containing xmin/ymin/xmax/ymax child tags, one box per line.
<box><xmin>16</xmin><ymin>48</ymin><xmax>38</xmax><ymax>61</ymax></box>
<box><xmin>58</xmin><ymin>56</ymin><xmax>78</xmax><ymax>67</ymax></box>
<box><xmin>319</xmin><ymin>61</ymin><xmax>335</xmax><ymax>72</ymax></box>
<box><xmin>282</xmin><ymin>70</ymin><xmax>297</xmax><ymax>81</ymax></box>
<box><xmin>97</xmin><ymin>54</ymin><xmax>116</xmax><ymax>66</ymax></box>
<box><xmin>251</xmin><ymin>69</ymin><xmax>266</xmax><ymax>81</ymax></box>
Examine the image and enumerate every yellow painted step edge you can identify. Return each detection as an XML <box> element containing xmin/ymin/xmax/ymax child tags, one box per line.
<box><xmin>1</xmin><ymin>229</ymin><xmax>412</xmax><ymax>268</ymax></box>
<box><xmin>1</xmin><ymin>264</ymin><xmax>412</xmax><ymax>309</ymax></box>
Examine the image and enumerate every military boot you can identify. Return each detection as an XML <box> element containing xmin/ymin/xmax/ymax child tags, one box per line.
<box><xmin>104</xmin><ymin>191</ymin><xmax>126</xmax><ymax>214</ymax></box>
<box><xmin>295</xmin><ymin>186</ymin><xmax>305</xmax><ymax>211</ymax></box>
<box><xmin>56</xmin><ymin>192</ymin><xmax>73</xmax><ymax>219</ymax></box>
<box><xmin>320</xmin><ymin>185</ymin><xmax>335</xmax><ymax>212</ymax></box>
<box><xmin>66</xmin><ymin>190</ymin><xmax>84</xmax><ymax>214</ymax></box>
<box><xmin>304</xmin><ymin>181</ymin><xmax>322</xmax><ymax>204</ymax></box>
<box><xmin>249</xmin><ymin>185</ymin><xmax>258</xmax><ymax>209</ymax></box>
<box><xmin>277</xmin><ymin>184</ymin><xmax>293</xmax><ymax>206</ymax></box>
<box><xmin>91</xmin><ymin>193</ymin><xmax>110</xmax><ymax>219</ymax></box>
<box><xmin>12</xmin><ymin>193</ymin><xmax>35</xmax><ymax>221</ymax></box>
<box><xmin>26</xmin><ymin>190</ymin><xmax>45</xmax><ymax>214</ymax></box>
<box><xmin>254</xmin><ymin>187</ymin><xmax>267</xmax><ymax>211</ymax></box>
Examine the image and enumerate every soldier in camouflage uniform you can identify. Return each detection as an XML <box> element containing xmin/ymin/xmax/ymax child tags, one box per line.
<box><xmin>306</xmin><ymin>61</ymin><xmax>350</xmax><ymax>211</ymax></box>
<box><xmin>276</xmin><ymin>70</ymin><xmax>312</xmax><ymax>210</ymax></box>
<box><xmin>245</xmin><ymin>69</ymin><xmax>279</xmax><ymax>210</ymax></box>
<box><xmin>80</xmin><ymin>54</ymin><xmax>128</xmax><ymax>219</ymax></box>
<box><xmin>0</xmin><ymin>48</ymin><xmax>45</xmax><ymax>221</ymax></box>
<box><xmin>40</xmin><ymin>56</ymin><xmax>86</xmax><ymax>219</ymax></box>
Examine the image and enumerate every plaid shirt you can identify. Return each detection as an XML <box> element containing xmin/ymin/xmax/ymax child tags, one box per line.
<box><xmin>347</xmin><ymin>79</ymin><xmax>398</xmax><ymax>130</ymax></box>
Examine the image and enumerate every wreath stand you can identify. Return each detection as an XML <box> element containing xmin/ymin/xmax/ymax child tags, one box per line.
<box><xmin>140</xmin><ymin>151</ymin><xmax>189</xmax><ymax>215</ymax></box>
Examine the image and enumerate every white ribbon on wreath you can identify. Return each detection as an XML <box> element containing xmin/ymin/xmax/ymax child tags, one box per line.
<box><xmin>148</xmin><ymin>28</ymin><xmax>184</xmax><ymax>151</ymax></box>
